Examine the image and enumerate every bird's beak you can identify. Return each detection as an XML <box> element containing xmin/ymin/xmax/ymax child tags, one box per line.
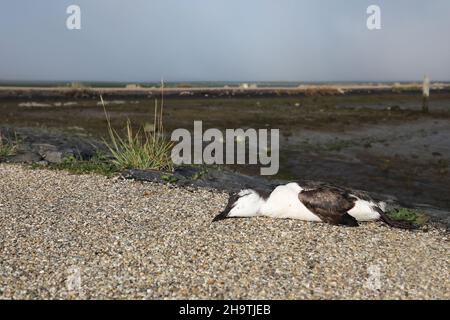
<box><xmin>212</xmin><ymin>210</ymin><xmax>229</xmax><ymax>222</ymax></box>
<box><xmin>213</xmin><ymin>192</ymin><xmax>239</xmax><ymax>222</ymax></box>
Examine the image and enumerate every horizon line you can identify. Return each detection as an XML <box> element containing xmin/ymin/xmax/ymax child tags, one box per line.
<box><xmin>1</xmin><ymin>79</ymin><xmax>449</xmax><ymax>84</ymax></box>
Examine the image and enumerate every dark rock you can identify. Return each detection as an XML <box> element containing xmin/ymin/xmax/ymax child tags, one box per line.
<box><xmin>121</xmin><ymin>169</ymin><xmax>167</xmax><ymax>184</ymax></box>
<box><xmin>121</xmin><ymin>166</ymin><xmax>283</xmax><ymax>194</ymax></box>
<box><xmin>1</xmin><ymin>126</ymin><xmax>106</xmax><ymax>163</ymax></box>
<box><xmin>174</xmin><ymin>166</ymin><xmax>201</xmax><ymax>178</ymax></box>
<box><xmin>43</xmin><ymin>150</ymin><xmax>66</xmax><ymax>163</ymax></box>
<box><xmin>6</xmin><ymin>151</ymin><xmax>42</xmax><ymax>163</ymax></box>
<box><xmin>33</xmin><ymin>143</ymin><xmax>74</xmax><ymax>163</ymax></box>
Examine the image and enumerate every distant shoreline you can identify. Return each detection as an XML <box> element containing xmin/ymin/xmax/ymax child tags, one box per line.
<box><xmin>1</xmin><ymin>83</ymin><xmax>450</xmax><ymax>100</ymax></box>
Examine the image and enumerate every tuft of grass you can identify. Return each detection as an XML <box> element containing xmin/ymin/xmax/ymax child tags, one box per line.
<box><xmin>100</xmin><ymin>81</ymin><xmax>173</xmax><ymax>172</ymax></box>
<box><xmin>0</xmin><ymin>133</ymin><xmax>19</xmax><ymax>157</ymax></box>
<box><xmin>387</xmin><ymin>208</ymin><xmax>429</xmax><ymax>226</ymax></box>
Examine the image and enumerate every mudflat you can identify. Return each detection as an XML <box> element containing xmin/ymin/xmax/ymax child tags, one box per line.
<box><xmin>1</xmin><ymin>89</ymin><xmax>450</xmax><ymax>219</ymax></box>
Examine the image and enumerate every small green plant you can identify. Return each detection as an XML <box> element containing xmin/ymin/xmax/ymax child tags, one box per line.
<box><xmin>387</xmin><ymin>208</ymin><xmax>429</xmax><ymax>226</ymax></box>
<box><xmin>161</xmin><ymin>174</ymin><xmax>178</xmax><ymax>184</ymax></box>
<box><xmin>52</xmin><ymin>151</ymin><xmax>118</xmax><ymax>177</ymax></box>
<box><xmin>0</xmin><ymin>133</ymin><xmax>19</xmax><ymax>157</ymax></box>
<box><xmin>101</xmin><ymin>87</ymin><xmax>173</xmax><ymax>171</ymax></box>
<box><xmin>191</xmin><ymin>172</ymin><xmax>202</xmax><ymax>180</ymax></box>
<box><xmin>191</xmin><ymin>167</ymin><xmax>208</xmax><ymax>180</ymax></box>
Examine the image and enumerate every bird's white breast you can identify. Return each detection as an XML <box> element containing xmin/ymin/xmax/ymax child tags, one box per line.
<box><xmin>260</xmin><ymin>185</ymin><xmax>322</xmax><ymax>221</ymax></box>
<box><xmin>347</xmin><ymin>198</ymin><xmax>381</xmax><ymax>221</ymax></box>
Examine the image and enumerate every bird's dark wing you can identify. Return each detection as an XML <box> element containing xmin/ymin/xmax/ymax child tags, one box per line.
<box><xmin>298</xmin><ymin>187</ymin><xmax>358</xmax><ymax>226</ymax></box>
<box><xmin>299</xmin><ymin>181</ymin><xmax>378</xmax><ymax>202</ymax></box>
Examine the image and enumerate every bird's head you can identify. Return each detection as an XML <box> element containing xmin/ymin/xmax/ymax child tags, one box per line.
<box><xmin>212</xmin><ymin>189</ymin><xmax>266</xmax><ymax>222</ymax></box>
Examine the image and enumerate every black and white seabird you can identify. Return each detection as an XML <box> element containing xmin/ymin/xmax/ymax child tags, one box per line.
<box><xmin>213</xmin><ymin>183</ymin><xmax>415</xmax><ymax>229</ymax></box>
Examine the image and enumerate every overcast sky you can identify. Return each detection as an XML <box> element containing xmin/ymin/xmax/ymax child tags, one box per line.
<box><xmin>1</xmin><ymin>0</ymin><xmax>449</xmax><ymax>82</ymax></box>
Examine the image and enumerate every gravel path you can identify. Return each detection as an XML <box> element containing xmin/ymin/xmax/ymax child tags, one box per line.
<box><xmin>0</xmin><ymin>164</ymin><xmax>448</xmax><ymax>299</ymax></box>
